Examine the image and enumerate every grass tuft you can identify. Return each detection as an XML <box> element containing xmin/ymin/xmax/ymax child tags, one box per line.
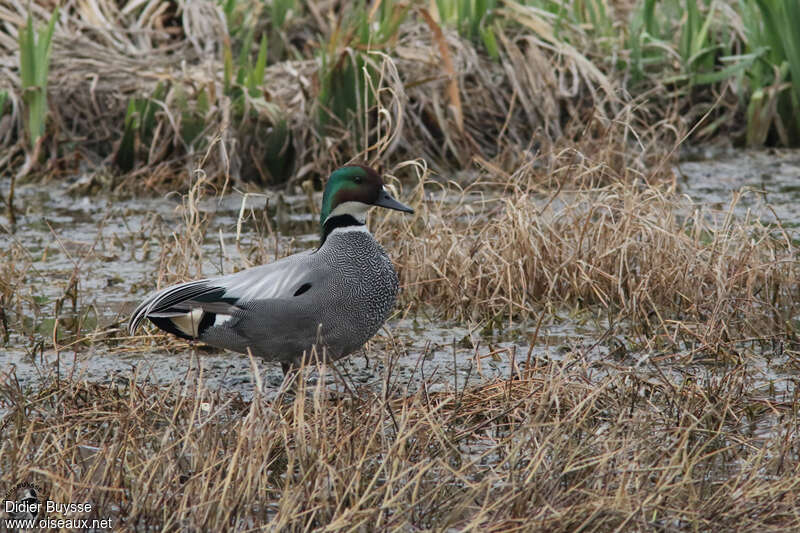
<box><xmin>2</xmin><ymin>352</ymin><xmax>798</xmax><ymax>530</ymax></box>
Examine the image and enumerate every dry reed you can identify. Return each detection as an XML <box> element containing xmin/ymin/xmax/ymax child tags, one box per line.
<box><xmin>365</xmin><ymin>141</ymin><xmax>797</xmax><ymax>361</ymax></box>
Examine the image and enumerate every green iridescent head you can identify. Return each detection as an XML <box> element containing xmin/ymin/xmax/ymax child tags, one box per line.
<box><xmin>319</xmin><ymin>165</ymin><xmax>414</xmax><ymax>234</ymax></box>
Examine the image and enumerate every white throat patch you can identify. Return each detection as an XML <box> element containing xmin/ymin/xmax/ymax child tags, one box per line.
<box><xmin>326</xmin><ymin>201</ymin><xmax>370</xmax><ymax>224</ymax></box>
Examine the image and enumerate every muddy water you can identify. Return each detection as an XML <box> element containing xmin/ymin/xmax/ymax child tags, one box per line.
<box><xmin>678</xmin><ymin>148</ymin><xmax>800</xmax><ymax>224</ymax></box>
<box><xmin>1</xmin><ymin>150</ymin><xmax>799</xmax><ymax>406</ymax></box>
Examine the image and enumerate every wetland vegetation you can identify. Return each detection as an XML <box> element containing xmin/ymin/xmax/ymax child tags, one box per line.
<box><xmin>1</xmin><ymin>0</ymin><xmax>800</xmax><ymax>530</ymax></box>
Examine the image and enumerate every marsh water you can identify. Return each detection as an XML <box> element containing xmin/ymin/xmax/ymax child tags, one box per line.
<box><xmin>1</xmin><ymin>150</ymin><xmax>799</xmax><ymax>409</ymax></box>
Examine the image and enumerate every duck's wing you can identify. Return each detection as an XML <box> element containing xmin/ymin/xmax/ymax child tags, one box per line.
<box><xmin>128</xmin><ymin>251</ymin><xmax>322</xmax><ymax>339</ymax></box>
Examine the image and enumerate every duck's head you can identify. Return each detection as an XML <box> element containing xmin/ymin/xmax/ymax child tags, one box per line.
<box><xmin>319</xmin><ymin>165</ymin><xmax>414</xmax><ymax>242</ymax></box>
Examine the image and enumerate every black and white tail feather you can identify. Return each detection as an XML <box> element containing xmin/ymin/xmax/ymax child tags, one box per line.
<box><xmin>128</xmin><ymin>279</ymin><xmax>242</xmax><ymax>340</ymax></box>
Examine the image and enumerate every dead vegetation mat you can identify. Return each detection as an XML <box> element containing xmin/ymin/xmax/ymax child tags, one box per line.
<box><xmin>0</xmin><ymin>0</ymin><xmax>676</xmax><ymax>190</ymax></box>
<box><xmin>2</xmin><ymin>353</ymin><xmax>799</xmax><ymax>531</ymax></box>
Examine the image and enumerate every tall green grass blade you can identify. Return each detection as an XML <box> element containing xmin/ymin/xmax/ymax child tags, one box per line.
<box><xmin>19</xmin><ymin>18</ymin><xmax>35</xmax><ymax>89</ymax></box>
<box><xmin>117</xmin><ymin>100</ymin><xmax>138</xmax><ymax>171</ymax></box>
<box><xmin>753</xmin><ymin>0</ymin><xmax>786</xmax><ymax>63</ymax></box>
<box><xmin>123</xmin><ymin>99</ymin><xmax>139</xmax><ymax>131</ymax></box>
<box><xmin>355</xmin><ymin>0</ymin><xmax>370</xmax><ymax>44</ymax></box>
<box><xmin>436</xmin><ymin>0</ymin><xmax>496</xmax><ymax>49</ymax></box>
<box><xmin>679</xmin><ymin>0</ymin><xmax>716</xmax><ymax>78</ymax></box>
<box><xmin>270</xmin><ymin>0</ymin><xmax>294</xmax><ymax>28</ymax></box>
<box><xmin>221</xmin><ymin>0</ymin><xmax>236</xmax><ymax>25</ymax></box>
<box><xmin>589</xmin><ymin>0</ymin><xmax>613</xmax><ymax>37</ymax></box>
<box><xmin>247</xmin><ymin>35</ymin><xmax>268</xmax><ymax>94</ymax></box>
<box><xmin>18</xmin><ymin>7</ymin><xmax>58</xmax><ymax>149</ymax></box>
<box><xmin>142</xmin><ymin>82</ymin><xmax>165</xmax><ymax>134</ymax></box>
<box><xmin>642</xmin><ymin>0</ymin><xmax>657</xmax><ymax>36</ymax></box>
<box><xmin>679</xmin><ymin>0</ymin><xmax>698</xmax><ymax>62</ymax></box>
<box><xmin>116</xmin><ymin>82</ymin><xmax>167</xmax><ymax>170</ymax></box>
<box><xmin>317</xmin><ymin>48</ymin><xmax>369</xmax><ymax>132</ymax></box>
<box><xmin>263</xmin><ymin>118</ymin><xmax>293</xmax><ymax>182</ymax></box>
<box><xmin>36</xmin><ymin>9</ymin><xmax>58</xmax><ymax>79</ymax></box>
<box><xmin>236</xmin><ymin>24</ymin><xmax>256</xmax><ymax>86</ymax></box>
<box><xmin>693</xmin><ymin>52</ymin><xmax>761</xmax><ymax>85</ymax></box>
<box><xmin>371</xmin><ymin>0</ymin><xmax>409</xmax><ymax>44</ymax></box>
<box><xmin>628</xmin><ymin>0</ymin><xmax>665</xmax><ymax>82</ymax></box>
<box><xmin>480</xmin><ymin>24</ymin><xmax>500</xmax><ymax>60</ymax></box>
<box><xmin>223</xmin><ymin>41</ymin><xmax>234</xmax><ymax>92</ymax></box>
<box><xmin>693</xmin><ymin>3</ymin><xmax>715</xmax><ymax>59</ymax></box>
<box><xmin>179</xmin><ymin>86</ymin><xmax>209</xmax><ymax>146</ymax></box>
<box><xmin>435</xmin><ymin>0</ymin><xmax>448</xmax><ymax>22</ymax></box>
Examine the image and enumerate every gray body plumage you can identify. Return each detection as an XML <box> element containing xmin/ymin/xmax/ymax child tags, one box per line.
<box><xmin>129</xmin><ymin>227</ymin><xmax>399</xmax><ymax>364</ymax></box>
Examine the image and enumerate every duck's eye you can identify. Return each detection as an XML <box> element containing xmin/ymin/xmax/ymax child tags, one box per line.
<box><xmin>353</xmin><ymin>176</ymin><xmax>363</xmax><ymax>184</ymax></box>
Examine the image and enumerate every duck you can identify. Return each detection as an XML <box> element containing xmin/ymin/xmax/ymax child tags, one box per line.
<box><xmin>128</xmin><ymin>165</ymin><xmax>414</xmax><ymax>375</ymax></box>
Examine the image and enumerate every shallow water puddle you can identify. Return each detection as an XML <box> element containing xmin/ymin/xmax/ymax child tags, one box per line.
<box><xmin>678</xmin><ymin>148</ymin><xmax>800</xmax><ymax>226</ymax></box>
<box><xmin>1</xmin><ymin>151</ymin><xmax>799</xmax><ymax>407</ymax></box>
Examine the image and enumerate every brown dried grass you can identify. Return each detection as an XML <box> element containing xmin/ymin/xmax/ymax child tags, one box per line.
<box><xmin>2</xmin><ymin>348</ymin><xmax>798</xmax><ymax>531</ymax></box>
